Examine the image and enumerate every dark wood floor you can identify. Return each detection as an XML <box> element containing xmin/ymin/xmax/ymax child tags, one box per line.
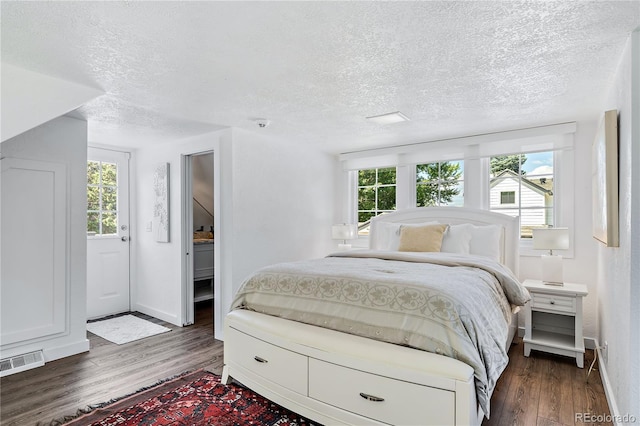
<box><xmin>0</xmin><ymin>301</ymin><xmax>224</xmax><ymax>426</ymax></box>
<box><xmin>483</xmin><ymin>339</ymin><xmax>611</xmax><ymax>426</ymax></box>
<box><xmin>1</xmin><ymin>304</ymin><xmax>611</xmax><ymax>426</ymax></box>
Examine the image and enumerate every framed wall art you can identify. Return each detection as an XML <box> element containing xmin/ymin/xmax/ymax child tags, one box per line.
<box><xmin>592</xmin><ymin>109</ymin><xmax>619</xmax><ymax>247</ymax></box>
<box><xmin>153</xmin><ymin>162</ymin><xmax>170</xmax><ymax>242</ymax></box>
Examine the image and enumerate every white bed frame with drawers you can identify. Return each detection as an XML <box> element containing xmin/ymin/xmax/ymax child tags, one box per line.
<box><xmin>222</xmin><ymin>207</ymin><xmax>520</xmax><ymax>425</ymax></box>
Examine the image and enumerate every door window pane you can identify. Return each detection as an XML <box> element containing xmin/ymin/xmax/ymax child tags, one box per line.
<box><xmin>102</xmin><ymin>187</ymin><xmax>117</xmax><ymax>211</ymax></box>
<box><xmin>87</xmin><ymin>212</ymin><xmax>100</xmax><ymax>235</ymax></box>
<box><xmin>102</xmin><ymin>212</ymin><xmax>117</xmax><ymax>235</ymax></box>
<box><xmin>87</xmin><ymin>186</ymin><xmax>100</xmax><ymax>210</ymax></box>
<box><xmin>101</xmin><ymin>163</ymin><xmax>117</xmax><ymax>186</ymax></box>
<box><xmin>87</xmin><ymin>160</ymin><xmax>119</xmax><ymax>236</ymax></box>
<box><xmin>87</xmin><ymin>162</ymin><xmax>100</xmax><ymax>185</ymax></box>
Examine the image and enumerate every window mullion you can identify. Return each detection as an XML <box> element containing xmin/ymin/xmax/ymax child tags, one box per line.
<box><xmin>396</xmin><ymin>165</ymin><xmax>413</xmax><ymax>210</ymax></box>
<box><xmin>98</xmin><ymin>162</ymin><xmax>103</xmax><ymax>235</ymax></box>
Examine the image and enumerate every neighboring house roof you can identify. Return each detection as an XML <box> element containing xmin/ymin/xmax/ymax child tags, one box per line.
<box><xmin>490</xmin><ymin>169</ymin><xmax>553</xmax><ymax>195</ymax></box>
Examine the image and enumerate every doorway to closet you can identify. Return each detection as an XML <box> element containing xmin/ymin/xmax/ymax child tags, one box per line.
<box><xmin>182</xmin><ymin>151</ymin><xmax>214</xmax><ymax>327</ymax></box>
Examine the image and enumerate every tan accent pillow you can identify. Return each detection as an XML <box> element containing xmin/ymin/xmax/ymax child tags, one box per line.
<box><xmin>397</xmin><ymin>224</ymin><xmax>449</xmax><ymax>252</ymax></box>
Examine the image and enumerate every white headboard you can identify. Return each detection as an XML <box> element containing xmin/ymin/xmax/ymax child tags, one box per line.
<box><xmin>369</xmin><ymin>207</ymin><xmax>519</xmax><ymax>275</ymax></box>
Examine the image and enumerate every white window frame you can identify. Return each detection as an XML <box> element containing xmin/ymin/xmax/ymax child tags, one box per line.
<box><xmin>340</xmin><ymin>123</ymin><xmax>576</xmax><ymax>256</ymax></box>
<box><xmin>356</xmin><ymin>167</ymin><xmax>398</xmax><ymax>221</ymax></box>
<box><xmin>485</xmin><ymin>149</ymin><xmax>573</xmax><ymax>258</ymax></box>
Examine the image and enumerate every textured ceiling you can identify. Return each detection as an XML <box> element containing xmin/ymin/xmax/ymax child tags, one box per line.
<box><xmin>2</xmin><ymin>1</ymin><xmax>639</xmax><ymax>153</ymax></box>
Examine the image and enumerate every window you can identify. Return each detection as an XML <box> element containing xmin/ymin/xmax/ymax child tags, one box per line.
<box><xmin>500</xmin><ymin>191</ymin><xmax>516</xmax><ymax>204</ymax></box>
<box><xmin>489</xmin><ymin>152</ymin><xmax>554</xmax><ymax>238</ymax></box>
<box><xmin>87</xmin><ymin>160</ymin><xmax>118</xmax><ymax>236</ymax></box>
<box><xmin>343</xmin><ymin>124</ymin><xmax>573</xmax><ymax>253</ymax></box>
<box><xmin>416</xmin><ymin>161</ymin><xmax>464</xmax><ymax>207</ymax></box>
<box><xmin>357</xmin><ymin>167</ymin><xmax>396</xmax><ymax>235</ymax></box>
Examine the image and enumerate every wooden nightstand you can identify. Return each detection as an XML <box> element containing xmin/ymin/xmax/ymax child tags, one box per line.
<box><xmin>522</xmin><ymin>279</ymin><xmax>588</xmax><ymax>368</ymax></box>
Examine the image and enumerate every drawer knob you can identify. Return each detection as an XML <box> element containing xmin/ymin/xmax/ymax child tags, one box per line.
<box><xmin>550</xmin><ymin>300</ymin><xmax>555</xmax><ymax>305</ymax></box>
<box><xmin>359</xmin><ymin>392</ymin><xmax>385</xmax><ymax>402</ymax></box>
<box><xmin>254</xmin><ymin>356</ymin><xmax>268</xmax><ymax>363</ymax></box>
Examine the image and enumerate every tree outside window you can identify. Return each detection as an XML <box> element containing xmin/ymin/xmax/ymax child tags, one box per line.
<box><xmin>87</xmin><ymin>160</ymin><xmax>118</xmax><ymax>236</ymax></box>
<box><xmin>357</xmin><ymin>167</ymin><xmax>396</xmax><ymax>235</ymax></box>
<box><xmin>416</xmin><ymin>161</ymin><xmax>463</xmax><ymax>207</ymax></box>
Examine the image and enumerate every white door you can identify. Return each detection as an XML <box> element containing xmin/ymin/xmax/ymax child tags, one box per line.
<box><xmin>86</xmin><ymin>148</ymin><xmax>130</xmax><ymax>319</ymax></box>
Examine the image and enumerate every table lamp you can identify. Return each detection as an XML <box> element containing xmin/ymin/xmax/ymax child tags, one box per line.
<box><xmin>332</xmin><ymin>223</ymin><xmax>357</xmax><ymax>250</ymax></box>
<box><xmin>532</xmin><ymin>227</ymin><xmax>569</xmax><ymax>286</ymax></box>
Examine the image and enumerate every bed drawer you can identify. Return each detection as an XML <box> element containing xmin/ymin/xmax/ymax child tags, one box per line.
<box><xmin>531</xmin><ymin>293</ymin><xmax>575</xmax><ymax>314</ymax></box>
<box><xmin>226</xmin><ymin>327</ymin><xmax>307</xmax><ymax>394</ymax></box>
<box><xmin>308</xmin><ymin>359</ymin><xmax>455</xmax><ymax>426</ymax></box>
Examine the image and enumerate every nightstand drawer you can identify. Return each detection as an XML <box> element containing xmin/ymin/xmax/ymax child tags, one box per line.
<box><xmin>531</xmin><ymin>293</ymin><xmax>575</xmax><ymax>313</ymax></box>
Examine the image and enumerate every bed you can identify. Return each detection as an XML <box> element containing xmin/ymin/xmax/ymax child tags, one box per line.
<box><xmin>221</xmin><ymin>207</ymin><xmax>529</xmax><ymax>425</ymax></box>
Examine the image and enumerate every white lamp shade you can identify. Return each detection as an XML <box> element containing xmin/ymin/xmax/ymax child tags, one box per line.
<box><xmin>332</xmin><ymin>224</ymin><xmax>357</xmax><ymax>240</ymax></box>
<box><xmin>532</xmin><ymin>228</ymin><xmax>569</xmax><ymax>251</ymax></box>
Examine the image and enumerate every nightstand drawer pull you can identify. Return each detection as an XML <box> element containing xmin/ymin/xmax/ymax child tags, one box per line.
<box><xmin>359</xmin><ymin>392</ymin><xmax>385</xmax><ymax>402</ymax></box>
<box><xmin>254</xmin><ymin>356</ymin><xmax>268</xmax><ymax>363</ymax></box>
<box><xmin>532</xmin><ymin>293</ymin><xmax>575</xmax><ymax>313</ymax></box>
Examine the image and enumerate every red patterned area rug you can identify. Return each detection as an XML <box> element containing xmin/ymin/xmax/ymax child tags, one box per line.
<box><xmin>57</xmin><ymin>370</ymin><xmax>319</xmax><ymax>426</ymax></box>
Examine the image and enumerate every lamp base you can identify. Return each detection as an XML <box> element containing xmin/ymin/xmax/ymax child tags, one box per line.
<box><xmin>541</xmin><ymin>254</ymin><xmax>564</xmax><ymax>286</ymax></box>
<box><xmin>337</xmin><ymin>243</ymin><xmax>352</xmax><ymax>250</ymax></box>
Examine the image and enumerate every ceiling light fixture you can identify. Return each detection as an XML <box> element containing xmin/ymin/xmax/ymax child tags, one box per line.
<box><xmin>366</xmin><ymin>111</ymin><xmax>410</xmax><ymax>125</ymax></box>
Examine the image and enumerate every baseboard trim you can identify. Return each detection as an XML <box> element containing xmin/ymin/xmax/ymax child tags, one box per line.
<box><xmin>133</xmin><ymin>303</ymin><xmax>181</xmax><ymax>327</ymax></box>
<box><xmin>595</xmin><ymin>344</ymin><xmax>622</xmax><ymax>426</ymax></box>
<box><xmin>44</xmin><ymin>339</ymin><xmax>90</xmax><ymax>362</ymax></box>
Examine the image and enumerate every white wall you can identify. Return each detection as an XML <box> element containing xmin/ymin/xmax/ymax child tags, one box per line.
<box><xmin>133</xmin><ymin>127</ymin><xmax>338</xmax><ymax>338</ymax></box>
<box><xmin>0</xmin><ymin>115</ymin><xmax>90</xmax><ymax>362</ymax></box>
<box><xmin>226</xmin><ymin>128</ymin><xmax>337</xmax><ymax>315</ymax></box>
<box><xmin>133</xmin><ymin>130</ymin><xmax>228</xmax><ymax>326</ymax></box>
<box><xmin>595</xmin><ymin>30</ymin><xmax>640</xmax><ymax>422</ymax></box>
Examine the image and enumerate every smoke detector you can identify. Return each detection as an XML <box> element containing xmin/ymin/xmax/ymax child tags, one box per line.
<box><xmin>255</xmin><ymin>119</ymin><xmax>271</xmax><ymax>128</ymax></box>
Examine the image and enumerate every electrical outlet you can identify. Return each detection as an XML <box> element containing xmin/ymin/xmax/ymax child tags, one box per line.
<box><xmin>146</xmin><ymin>221</ymin><xmax>153</xmax><ymax>232</ymax></box>
<box><xmin>603</xmin><ymin>341</ymin><xmax>609</xmax><ymax>364</ymax></box>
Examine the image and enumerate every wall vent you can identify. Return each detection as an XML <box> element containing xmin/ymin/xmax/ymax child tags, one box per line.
<box><xmin>0</xmin><ymin>350</ymin><xmax>44</xmax><ymax>377</ymax></box>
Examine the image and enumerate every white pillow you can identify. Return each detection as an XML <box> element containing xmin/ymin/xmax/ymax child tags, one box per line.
<box><xmin>373</xmin><ymin>222</ymin><xmax>402</xmax><ymax>250</ymax></box>
<box><xmin>440</xmin><ymin>223</ymin><xmax>473</xmax><ymax>254</ymax></box>
<box><xmin>373</xmin><ymin>221</ymin><xmax>437</xmax><ymax>251</ymax></box>
<box><xmin>468</xmin><ymin>224</ymin><xmax>503</xmax><ymax>262</ymax></box>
